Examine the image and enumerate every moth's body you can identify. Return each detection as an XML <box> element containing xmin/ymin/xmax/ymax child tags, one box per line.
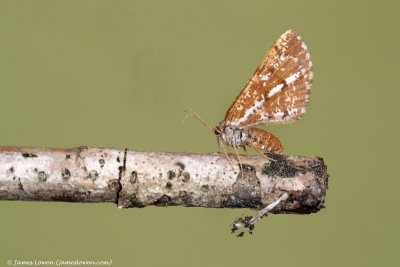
<box><xmin>214</xmin><ymin>122</ymin><xmax>283</xmax><ymax>154</ymax></box>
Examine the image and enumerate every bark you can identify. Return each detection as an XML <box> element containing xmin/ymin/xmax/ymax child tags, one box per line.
<box><xmin>0</xmin><ymin>146</ymin><xmax>328</xmax><ymax>214</ymax></box>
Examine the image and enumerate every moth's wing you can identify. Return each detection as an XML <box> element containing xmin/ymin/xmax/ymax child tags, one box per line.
<box><xmin>224</xmin><ymin>29</ymin><xmax>313</xmax><ymax>127</ymax></box>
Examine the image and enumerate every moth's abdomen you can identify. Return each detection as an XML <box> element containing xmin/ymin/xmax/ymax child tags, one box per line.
<box><xmin>245</xmin><ymin>128</ymin><xmax>283</xmax><ymax>154</ymax></box>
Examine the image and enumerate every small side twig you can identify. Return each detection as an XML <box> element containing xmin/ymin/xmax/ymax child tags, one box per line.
<box><xmin>231</xmin><ymin>193</ymin><xmax>289</xmax><ymax>237</ymax></box>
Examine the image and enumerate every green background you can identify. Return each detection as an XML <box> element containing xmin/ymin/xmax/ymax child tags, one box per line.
<box><xmin>0</xmin><ymin>1</ymin><xmax>398</xmax><ymax>266</ymax></box>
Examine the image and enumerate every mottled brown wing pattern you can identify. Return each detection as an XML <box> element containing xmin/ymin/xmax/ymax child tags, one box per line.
<box><xmin>224</xmin><ymin>30</ymin><xmax>313</xmax><ymax>127</ymax></box>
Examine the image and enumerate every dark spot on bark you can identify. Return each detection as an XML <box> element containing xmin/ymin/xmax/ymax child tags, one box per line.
<box><xmin>179</xmin><ymin>191</ymin><xmax>192</xmax><ymax>206</ymax></box>
<box><xmin>108</xmin><ymin>179</ymin><xmax>121</xmax><ymax>191</ymax></box>
<box><xmin>154</xmin><ymin>195</ymin><xmax>172</xmax><ymax>206</ymax></box>
<box><xmin>179</xmin><ymin>191</ymin><xmax>188</xmax><ymax>198</ymax></box>
<box><xmin>227</xmin><ymin>186</ymin><xmax>261</xmax><ymax>209</ymax></box>
<box><xmin>13</xmin><ymin>176</ymin><xmax>16</xmax><ymax>180</ymax></box>
<box><xmin>236</xmin><ymin>188</ymin><xmax>252</xmax><ymax>200</ymax></box>
<box><xmin>18</xmin><ymin>178</ymin><xmax>25</xmax><ymax>192</ymax></box>
<box><xmin>66</xmin><ymin>154</ymin><xmax>71</xmax><ymax>159</ymax></box>
<box><xmin>38</xmin><ymin>171</ymin><xmax>47</xmax><ymax>182</ymax></box>
<box><xmin>61</xmin><ymin>168</ymin><xmax>71</xmax><ymax>180</ymax></box>
<box><xmin>9</xmin><ymin>167</ymin><xmax>14</xmax><ymax>173</ymax></box>
<box><xmin>165</xmin><ymin>182</ymin><xmax>173</xmax><ymax>189</ymax></box>
<box><xmin>118</xmin><ymin>166</ymin><xmax>126</xmax><ymax>172</ymax></box>
<box><xmin>22</xmin><ymin>153</ymin><xmax>37</xmax><ymax>158</ymax></box>
<box><xmin>201</xmin><ymin>185</ymin><xmax>209</xmax><ymax>192</ymax></box>
<box><xmin>129</xmin><ymin>194</ymin><xmax>145</xmax><ymax>208</ymax></box>
<box><xmin>182</xmin><ymin>172</ymin><xmax>190</xmax><ymax>182</ymax></box>
<box><xmin>87</xmin><ymin>170</ymin><xmax>98</xmax><ymax>181</ymax></box>
<box><xmin>34</xmin><ymin>168</ymin><xmax>38</xmax><ymax>172</ymax></box>
<box><xmin>223</xmin><ymin>166</ymin><xmax>262</xmax><ymax>208</ymax></box>
<box><xmin>175</xmin><ymin>161</ymin><xmax>185</xmax><ymax>170</ymax></box>
<box><xmin>99</xmin><ymin>158</ymin><xmax>105</xmax><ymax>168</ymax></box>
<box><xmin>168</xmin><ymin>170</ymin><xmax>176</xmax><ymax>179</ymax></box>
<box><xmin>262</xmin><ymin>154</ymin><xmax>305</xmax><ymax>178</ymax></box>
<box><xmin>77</xmin><ymin>146</ymin><xmax>88</xmax><ymax>158</ymax></box>
<box><xmin>130</xmin><ymin>171</ymin><xmax>138</xmax><ymax>183</ymax></box>
<box><xmin>263</xmin><ymin>154</ymin><xmax>327</xmax><ymax>182</ymax></box>
<box><xmin>116</xmin><ymin>149</ymin><xmax>127</xmax><ymax>206</ymax></box>
<box><xmin>265</xmin><ymin>153</ymin><xmax>286</xmax><ymax>161</ymax></box>
<box><xmin>49</xmin><ymin>192</ymin><xmax>77</xmax><ymax>202</ymax></box>
<box><xmin>308</xmin><ymin>158</ymin><xmax>326</xmax><ymax>178</ymax></box>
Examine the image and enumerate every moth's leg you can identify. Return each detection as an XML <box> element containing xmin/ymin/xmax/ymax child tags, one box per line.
<box><xmin>217</xmin><ymin>137</ymin><xmax>222</xmax><ymax>152</ymax></box>
<box><xmin>249</xmin><ymin>144</ymin><xmax>276</xmax><ymax>162</ymax></box>
<box><xmin>231</xmin><ymin>133</ymin><xmax>244</xmax><ymax>174</ymax></box>
<box><xmin>219</xmin><ymin>138</ymin><xmax>235</xmax><ymax>170</ymax></box>
<box><xmin>233</xmin><ymin>145</ymin><xmax>244</xmax><ymax>174</ymax></box>
<box><xmin>242</xmin><ymin>146</ymin><xmax>248</xmax><ymax>155</ymax></box>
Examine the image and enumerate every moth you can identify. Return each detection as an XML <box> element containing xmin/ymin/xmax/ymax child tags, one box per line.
<box><xmin>189</xmin><ymin>29</ymin><xmax>313</xmax><ymax>159</ymax></box>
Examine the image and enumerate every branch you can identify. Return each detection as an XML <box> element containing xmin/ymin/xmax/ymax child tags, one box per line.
<box><xmin>0</xmin><ymin>146</ymin><xmax>328</xmax><ymax>212</ymax></box>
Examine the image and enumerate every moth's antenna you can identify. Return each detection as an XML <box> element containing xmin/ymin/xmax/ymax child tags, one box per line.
<box><xmin>183</xmin><ymin>109</ymin><xmax>213</xmax><ymax>132</ymax></box>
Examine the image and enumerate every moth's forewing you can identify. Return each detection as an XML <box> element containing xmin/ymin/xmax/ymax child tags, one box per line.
<box><xmin>224</xmin><ymin>30</ymin><xmax>313</xmax><ymax>127</ymax></box>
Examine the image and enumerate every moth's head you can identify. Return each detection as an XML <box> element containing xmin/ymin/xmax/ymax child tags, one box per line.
<box><xmin>213</xmin><ymin>125</ymin><xmax>222</xmax><ymax>136</ymax></box>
